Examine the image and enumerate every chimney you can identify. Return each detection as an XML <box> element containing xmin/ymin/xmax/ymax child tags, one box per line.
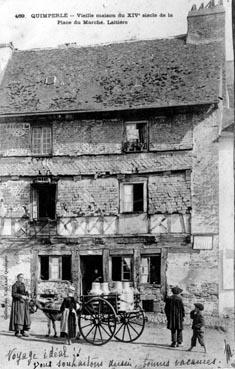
<box><xmin>0</xmin><ymin>42</ymin><xmax>14</xmax><ymax>84</ymax></box>
<box><xmin>186</xmin><ymin>1</ymin><xmax>225</xmax><ymax>44</ymax></box>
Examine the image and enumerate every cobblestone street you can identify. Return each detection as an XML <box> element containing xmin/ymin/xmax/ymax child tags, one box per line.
<box><xmin>0</xmin><ymin>314</ymin><xmax>234</xmax><ymax>369</ymax></box>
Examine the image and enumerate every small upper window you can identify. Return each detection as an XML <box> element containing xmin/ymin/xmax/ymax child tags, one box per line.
<box><xmin>120</xmin><ymin>182</ymin><xmax>146</xmax><ymax>213</ymax></box>
<box><xmin>123</xmin><ymin>121</ymin><xmax>148</xmax><ymax>152</ymax></box>
<box><xmin>45</xmin><ymin>76</ymin><xmax>57</xmax><ymax>85</ymax></box>
<box><xmin>32</xmin><ymin>126</ymin><xmax>52</xmax><ymax>155</ymax></box>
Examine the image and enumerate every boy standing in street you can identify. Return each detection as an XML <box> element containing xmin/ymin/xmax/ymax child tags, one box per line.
<box><xmin>165</xmin><ymin>286</ymin><xmax>185</xmax><ymax>347</ymax></box>
<box><xmin>188</xmin><ymin>303</ymin><xmax>207</xmax><ymax>353</ymax></box>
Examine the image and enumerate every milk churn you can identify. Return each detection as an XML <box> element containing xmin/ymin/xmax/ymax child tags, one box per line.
<box><xmin>112</xmin><ymin>281</ymin><xmax>123</xmax><ymax>294</ymax></box>
<box><xmin>122</xmin><ymin>281</ymin><xmax>134</xmax><ymax>311</ymax></box>
<box><xmin>89</xmin><ymin>282</ymin><xmax>102</xmax><ymax>296</ymax></box>
<box><xmin>101</xmin><ymin>282</ymin><xmax>110</xmax><ymax>296</ymax></box>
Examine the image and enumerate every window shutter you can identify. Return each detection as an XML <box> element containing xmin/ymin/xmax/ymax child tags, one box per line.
<box><xmin>32</xmin><ymin>187</ymin><xmax>38</xmax><ymax>220</ymax></box>
<box><xmin>50</xmin><ymin>256</ymin><xmax>60</xmax><ymax>279</ymax></box>
<box><xmin>140</xmin><ymin>258</ymin><xmax>149</xmax><ymax>283</ymax></box>
<box><xmin>123</xmin><ymin>184</ymin><xmax>133</xmax><ymax>212</ymax></box>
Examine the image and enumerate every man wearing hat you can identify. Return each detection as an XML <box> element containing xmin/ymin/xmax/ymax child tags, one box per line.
<box><xmin>164</xmin><ymin>286</ymin><xmax>185</xmax><ymax>347</ymax></box>
<box><xmin>188</xmin><ymin>303</ymin><xmax>206</xmax><ymax>353</ymax></box>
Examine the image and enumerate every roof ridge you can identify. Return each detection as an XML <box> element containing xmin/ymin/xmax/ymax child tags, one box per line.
<box><xmin>13</xmin><ymin>35</ymin><xmax>187</xmax><ymax>52</ymax></box>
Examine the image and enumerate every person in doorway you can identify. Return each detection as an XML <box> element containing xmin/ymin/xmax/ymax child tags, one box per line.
<box><xmin>164</xmin><ymin>286</ymin><xmax>185</xmax><ymax>347</ymax></box>
<box><xmin>187</xmin><ymin>303</ymin><xmax>206</xmax><ymax>353</ymax></box>
<box><xmin>60</xmin><ymin>285</ymin><xmax>80</xmax><ymax>345</ymax></box>
<box><xmin>92</xmin><ymin>269</ymin><xmax>102</xmax><ymax>283</ymax></box>
<box><xmin>9</xmin><ymin>273</ymin><xmax>31</xmax><ymax>337</ymax></box>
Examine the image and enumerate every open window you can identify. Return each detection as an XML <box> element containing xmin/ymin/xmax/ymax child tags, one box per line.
<box><xmin>140</xmin><ymin>255</ymin><xmax>161</xmax><ymax>285</ymax></box>
<box><xmin>32</xmin><ymin>184</ymin><xmax>56</xmax><ymax>220</ymax></box>
<box><xmin>120</xmin><ymin>182</ymin><xmax>147</xmax><ymax>213</ymax></box>
<box><xmin>123</xmin><ymin>121</ymin><xmax>148</xmax><ymax>152</ymax></box>
<box><xmin>39</xmin><ymin>255</ymin><xmax>71</xmax><ymax>281</ymax></box>
<box><xmin>112</xmin><ymin>256</ymin><xmax>133</xmax><ymax>281</ymax></box>
<box><xmin>32</xmin><ymin>125</ymin><xmax>52</xmax><ymax>156</ymax></box>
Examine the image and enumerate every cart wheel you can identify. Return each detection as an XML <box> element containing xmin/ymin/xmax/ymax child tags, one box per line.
<box><xmin>78</xmin><ymin>297</ymin><xmax>116</xmax><ymax>346</ymax></box>
<box><xmin>114</xmin><ymin>306</ymin><xmax>145</xmax><ymax>342</ymax></box>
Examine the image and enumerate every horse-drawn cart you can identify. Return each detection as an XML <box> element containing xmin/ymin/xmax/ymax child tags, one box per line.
<box><xmin>79</xmin><ymin>294</ymin><xmax>146</xmax><ymax>345</ymax></box>
<box><xmin>33</xmin><ymin>293</ymin><xmax>146</xmax><ymax>345</ymax></box>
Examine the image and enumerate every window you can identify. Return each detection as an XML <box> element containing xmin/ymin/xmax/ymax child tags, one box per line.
<box><xmin>39</xmin><ymin>255</ymin><xmax>71</xmax><ymax>280</ymax></box>
<box><xmin>120</xmin><ymin>182</ymin><xmax>146</xmax><ymax>213</ymax></box>
<box><xmin>123</xmin><ymin>121</ymin><xmax>148</xmax><ymax>152</ymax></box>
<box><xmin>32</xmin><ymin>126</ymin><xmax>52</xmax><ymax>155</ymax></box>
<box><xmin>32</xmin><ymin>184</ymin><xmax>56</xmax><ymax>220</ymax></box>
<box><xmin>140</xmin><ymin>255</ymin><xmax>161</xmax><ymax>284</ymax></box>
<box><xmin>112</xmin><ymin>256</ymin><xmax>133</xmax><ymax>281</ymax></box>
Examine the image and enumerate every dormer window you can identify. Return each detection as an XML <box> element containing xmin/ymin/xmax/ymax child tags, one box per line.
<box><xmin>123</xmin><ymin>121</ymin><xmax>148</xmax><ymax>152</ymax></box>
<box><xmin>45</xmin><ymin>76</ymin><xmax>56</xmax><ymax>85</ymax></box>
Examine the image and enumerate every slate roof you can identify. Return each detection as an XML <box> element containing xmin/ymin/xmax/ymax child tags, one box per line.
<box><xmin>0</xmin><ymin>38</ymin><xmax>224</xmax><ymax>114</ymax></box>
<box><xmin>0</xmin><ymin>151</ymin><xmax>191</xmax><ymax>176</ymax></box>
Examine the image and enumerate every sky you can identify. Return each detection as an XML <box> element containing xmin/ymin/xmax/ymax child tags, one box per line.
<box><xmin>0</xmin><ymin>0</ymin><xmax>233</xmax><ymax>59</ymax></box>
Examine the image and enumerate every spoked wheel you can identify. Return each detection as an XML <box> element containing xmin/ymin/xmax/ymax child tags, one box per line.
<box><xmin>78</xmin><ymin>297</ymin><xmax>116</xmax><ymax>345</ymax></box>
<box><xmin>114</xmin><ymin>306</ymin><xmax>145</xmax><ymax>342</ymax></box>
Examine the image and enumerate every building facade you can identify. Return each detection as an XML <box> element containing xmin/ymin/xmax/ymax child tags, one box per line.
<box><xmin>0</xmin><ymin>2</ymin><xmax>233</xmax><ymax>321</ymax></box>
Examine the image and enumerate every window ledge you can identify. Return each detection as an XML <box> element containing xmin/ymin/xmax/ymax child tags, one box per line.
<box><xmin>30</xmin><ymin>219</ymin><xmax>57</xmax><ymax>223</ymax></box>
<box><xmin>31</xmin><ymin>154</ymin><xmax>53</xmax><ymax>158</ymax></box>
<box><xmin>120</xmin><ymin>212</ymin><xmax>146</xmax><ymax>215</ymax></box>
<box><xmin>140</xmin><ymin>283</ymin><xmax>161</xmax><ymax>288</ymax></box>
<box><xmin>38</xmin><ymin>279</ymin><xmax>70</xmax><ymax>282</ymax></box>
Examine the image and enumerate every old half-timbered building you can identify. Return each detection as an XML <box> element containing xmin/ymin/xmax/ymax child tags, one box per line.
<box><xmin>0</xmin><ymin>2</ymin><xmax>234</xmax><ymax>322</ymax></box>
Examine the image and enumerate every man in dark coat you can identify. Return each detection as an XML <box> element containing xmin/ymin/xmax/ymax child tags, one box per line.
<box><xmin>164</xmin><ymin>286</ymin><xmax>185</xmax><ymax>347</ymax></box>
<box><xmin>9</xmin><ymin>273</ymin><xmax>31</xmax><ymax>337</ymax></box>
<box><xmin>187</xmin><ymin>303</ymin><xmax>206</xmax><ymax>353</ymax></box>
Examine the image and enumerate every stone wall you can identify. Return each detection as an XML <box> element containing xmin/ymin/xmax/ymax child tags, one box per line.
<box><xmin>0</xmin><ymin>249</ymin><xmax>31</xmax><ymax>318</ymax></box>
<box><xmin>149</xmin><ymin>171</ymin><xmax>191</xmax><ymax>214</ymax></box>
<box><xmin>0</xmin><ymin>123</ymin><xmax>31</xmax><ymax>156</ymax></box>
<box><xmin>187</xmin><ymin>6</ymin><xmax>225</xmax><ymax>45</ymax></box>
<box><xmin>149</xmin><ymin>114</ymin><xmax>193</xmax><ymax>151</ymax></box>
<box><xmin>0</xmin><ymin>179</ymin><xmax>30</xmax><ymax>217</ymax></box>
<box><xmin>191</xmin><ymin>109</ymin><xmax>219</xmax><ymax>234</ymax></box>
<box><xmin>57</xmin><ymin>178</ymin><xmax>119</xmax><ymax>217</ymax></box>
<box><xmin>53</xmin><ymin>119</ymin><xmax>123</xmax><ymax>155</ymax></box>
<box><xmin>166</xmin><ymin>237</ymin><xmax>219</xmax><ymax>317</ymax></box>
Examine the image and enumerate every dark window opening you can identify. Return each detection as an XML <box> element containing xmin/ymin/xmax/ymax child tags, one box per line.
<box><xmin>32</xmin><ymin>184</ymin><xmax>56</xmax><ymax>220</ymax></box>
<box><xmin>123</xmin><ymin>122</ymin><xmax>148</xmax><ymax>152</ymax></box>
<box><xmin>62</xmin><ymin>255</ymin><xmax>72</xmax><ymax>280</ymax></box>
<box><xmin>141</xmin><ymin>255</ymin><xmax>161</xmax><ymax>284</ymax></box>
<box><xmin>142</xmin><ymin>300</ymin><xmax>154</xmax><ymax>312</ymax></box>
<box><xmin>38</xmin><ymin>185</ymin><xmax>56</xmax><ymax>219</ymax></box>
<box><xmin>133</xmin><ymin>183</ymin><xmax>144</xmax><ymax>212</ymax></box>
<box><xmin>80</xmin><ymin>256</ymin><xmax>103</xmax><ymax>295</ymax></box>
<box><xmin>40</xmin><ymin>256</ymin><xmax>49</xmax><ymax>280</ymax></box>
<box><xmin>39</xmin><ymin>255</ymin><xmax>71</xmax><ymax>281</ymax></box>
<box><xmin>112</xmin><ymin>256</ymin><xmax>133</xmax><ymax>281</ymax></box>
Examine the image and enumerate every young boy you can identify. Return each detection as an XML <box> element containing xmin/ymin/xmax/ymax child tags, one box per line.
<box><xmin>188</xmin><ymin>303</ymin><xmax>206</xmax><ymax>353</ymax></box>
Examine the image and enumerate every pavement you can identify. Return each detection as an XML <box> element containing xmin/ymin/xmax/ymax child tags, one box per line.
<box><xmin>0</xmin><ymin>312</ymin><xmax>234</xmax><ymax>369</ymax></box>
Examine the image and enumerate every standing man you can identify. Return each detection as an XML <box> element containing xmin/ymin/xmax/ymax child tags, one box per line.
<box><xmin>164</xmin><ymin>286</ymin><xmax>185</xmax><ymax>347</ymax></box>
<box><xmin>9</xmin><ymin>273</ymin><xmax>31</xmax><ymax>337</ymax></box>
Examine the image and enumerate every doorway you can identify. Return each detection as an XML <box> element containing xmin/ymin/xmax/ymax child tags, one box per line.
<box><xmin>80</xmin><ymin>255</ymin><xmax>103</xmax><ymax>295</ymax></box>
